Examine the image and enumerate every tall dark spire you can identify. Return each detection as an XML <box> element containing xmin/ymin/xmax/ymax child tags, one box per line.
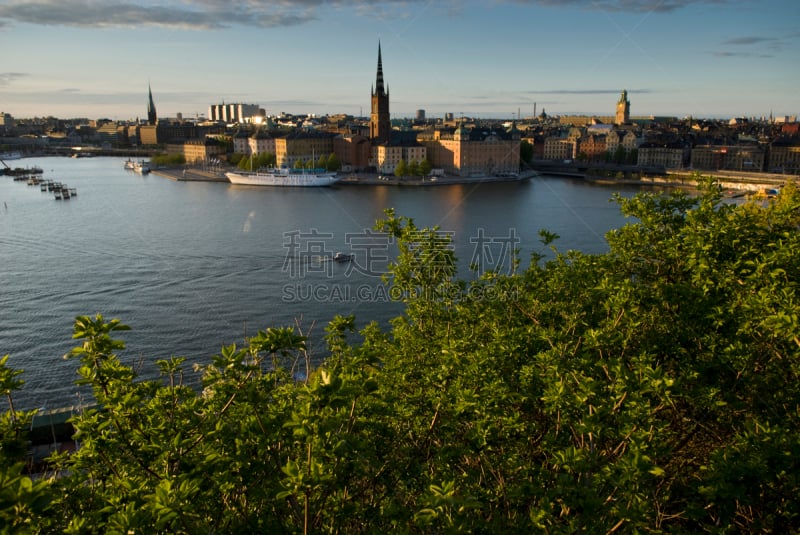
<box><xmin>147</xmin><ymin>83</ymin><xmax>157</xmax><ymax>126</ymax></box>
<box><xmin>375</xmin><ymin>42</ymin><xmax>386</xmax><ymax>96</ymax></box>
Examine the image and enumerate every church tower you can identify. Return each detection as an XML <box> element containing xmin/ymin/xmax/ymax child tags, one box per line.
<box><xmin>147</xmin><ymin>83</ymin><xmax>158</xmax><ymax>126</ymax></box>
<box><xmin>615</xmin><ymin>89</ymin><xmax>630</xmax><ymax>125</ymax></box>
<box><xmin>370</xmin><ymin>43</ymin><xmax>391</xmax><ymax>143</ymax></box>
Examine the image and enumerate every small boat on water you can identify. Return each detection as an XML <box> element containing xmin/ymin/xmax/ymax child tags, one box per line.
<box><xmin>133</xmin><ymin>161</ymin><xmax>151</xmax><ymax>174</ymax></box>
<box><xmin>333</xmin><ymin>252</ymin><xmax>354</xmax><ymax>263</ymax></box>
<box><xmin>124</xmin><ymin>159</ymin><xmax>135</xmax><ymax>170</ymax></box>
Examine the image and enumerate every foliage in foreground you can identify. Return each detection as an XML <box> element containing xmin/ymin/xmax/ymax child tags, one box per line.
<box><xmin>1</xmin><ymin>180</ymin><xmax>799</xmax><ymax>534</ymax></box>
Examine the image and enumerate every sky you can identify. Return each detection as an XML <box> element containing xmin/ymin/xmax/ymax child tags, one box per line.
<box><xmin>0</xmin><ymin>0</ymin><xmax>797</xmax><ymax>121</ymax></box>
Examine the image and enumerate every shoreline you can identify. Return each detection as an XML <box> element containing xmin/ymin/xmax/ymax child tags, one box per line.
<box><xmin>151</xmin><ymin>167</ymin><xmax>541</xmax><ymax>186</ymax></box>
<box><xmin>151</xmin><ymin>165</ymin><xmax>797</xmax><ymax>192</ymax></box>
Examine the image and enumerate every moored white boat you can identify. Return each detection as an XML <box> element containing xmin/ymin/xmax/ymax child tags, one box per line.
<box><xmin>226</xmin><ymin>167</ymin><xmax>339</xmax><ymax>187</ymax></box>
<box><xmin>133</xmin><ymin>161</ymin><xmax>150</xmax><ymax>174</ymax></box>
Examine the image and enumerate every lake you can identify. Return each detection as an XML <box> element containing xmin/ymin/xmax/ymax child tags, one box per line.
<box><xmin>1</xmin><ymin>156</ymin><xmax>646</xmax><ymax>410</ymax></box>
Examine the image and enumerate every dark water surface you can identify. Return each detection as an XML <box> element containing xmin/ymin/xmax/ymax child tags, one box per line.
<box><xmin>1</xmin><ymin>157</ymin><xmax>644</xmax><ymax>410</ymax></box>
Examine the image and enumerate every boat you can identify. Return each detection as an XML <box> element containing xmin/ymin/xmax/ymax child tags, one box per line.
<box><xmin>124</xmin><ymin>159</ymin><xmax>135</xmax><ymax>170</ymax></box>
<box><xmin>0</xmin><ymin>151</ymin><xmax>22</xmax><ymax>161</ymax></box>
<box><xmin>333</xmin><ymin>252</ymin><xmax>353</xmax><ymax>263</ymax></box>
<box><xmin>225</xmin><ymin>167</ymin><xmax>339</xmax><ymax>187</ymax></box>
<box><xmin>133</xmin><ymin>161</ymin><xmax>150</xmax><ymax>174</ymax></box>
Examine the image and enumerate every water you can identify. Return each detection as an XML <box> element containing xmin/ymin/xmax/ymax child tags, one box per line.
<box><xmin>1</xmin><ymin>157</ymin><xmax>644</xmax><ymax>410</ymax></box>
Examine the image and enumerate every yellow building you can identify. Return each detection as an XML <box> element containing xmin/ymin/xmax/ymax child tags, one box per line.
<box><xmin>543</xmin><ymin>137</ymin><xmax>576</xmax><ymax>161</ymax></box>
<box><xmin>637</xmin><ymin>142</ymin><xmax>688</xmax><ymax>169</ymax></box>
<box><xmin>768</xmin><ymin>140</ymin><xmax>800</xmax><ymax>174</ymax></box>
<box><xmin>274</xmin><ymin>131</ymin><xmax>335</xmax><ymax>168</ymax></box>
<box><xmin>371</xmin><ymin>142</ymin><xmax>427</xmax><ymax>174</ymax></box>
<box><xmin>421</xmin><ymin>124</ymin><xmax>520</xmax><ymax>176</ymax></box>
<box><xmin>333</xmin><ymin>134</ymin><xmax>371</xmax><ymax>171</ymax></box>
<box><xmin>691</xmin><ymin>144</ymin><xmax>765</xmax><ymax>172</ymax></box>
<box><xmin>183</xmin><ymin>138</ymin><xmax>225</xmax><ymax>164</ymax></box>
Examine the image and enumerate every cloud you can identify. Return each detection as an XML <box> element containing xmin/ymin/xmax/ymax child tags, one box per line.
<box><xmin>722</xmin><ymin>36</ymin><xmax>775</xmax><ymax>46</ymax></box>
<box><xmin>0</xmin><ymin>72</ymin><xmax>28</xmax><ymax>86</ymax></box>
<box><xmin>0</xmin><ymin>0</ymin><xmax>322</xmax><ymax>30</ymax></box>
<box><xmin>513</xmin><ymin>0</ymin><xmax>736</xmax><ymax>14</ymax></box>
<box><xmin>714</xmin><ymin>34</ymin><xmax>784</xmax><ymax>58</ymax></box>
<box><xmin>713</xmin><ymin>51</ymin><xmax>773</xmax><ymax>58</ymax></box>
<box><xmin>526</xmin><ymin>89</ymin><xmax>653</xmax><ymax>95</ymax></box>
<box><xmin>0</xmin><ymin>0</ymin><xmax>744</xmax><ymax>30</ymax></box>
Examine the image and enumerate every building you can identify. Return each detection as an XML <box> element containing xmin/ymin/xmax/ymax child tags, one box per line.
<box><xmin>606</xmin><ymin>130</ymin><xmax>641</xmax><ymax>161</ymax></box>
<box><xmin>637</xmin><ymin>141</ymin><xmax>688</xmax><ymax>169</ymax></box>
<box><xmin>333</xmin><ymin>134</ymin><xmax>371</xmax><ymax>171</ymax></box>
<box><xmin>370</xmin><ymin>43</ymin><xmax>391</xmax><ymax>144</ymax></box>
<box><xmin>182</xmin><ymin>137</ymin><xmax>225</xmax><ymax>164</ymax></box>
<box><xmin>208</xmin><ymin>103</ymin><xmax>261</xmax><ymax>124</ymax></box>
<box><xmin>577</xmin><ymin>134</ymin><xmax>607</xmax><ymax>161</ymax></box>
<box><xmin>0</xmin><ymin>112</ymin><xmax>14</xmax><ymax>134</ymax></box>
<box><xmin>372</xmin><ymin>138</ymin><xmax>427</xmax><ymax>175</ymax></box>
<box><xmin>543</xmin><ymin>136</ymin><xmax>577</xmax><ymax>161</ymax></box>
<box><xmin>274</xmin><ymin>131</ymin><xmax>336</xmax><ymax>169</ymax></box>
<box><xmin>768</xmin><ymin>139</ymin><xmax>800</xmax><ymax>174</ymax></box>
<box><xmin>96</xmin><ymin>122</ymin><xmax>128</xmax><ymax>145</ymax></box>
<box><xmin>615</xmin><ymin>90</ymin><xmax>630</xmax><ymax>125</ymax></box>
<box><xmin>691</xmin><ymin>143</ymin><xmax>765</xmax><ymax>172</ymax></box>
<box><xmin>420</xmin><ymin>123</ymin><xmax>519</xmax><ymax>176</ymax></box>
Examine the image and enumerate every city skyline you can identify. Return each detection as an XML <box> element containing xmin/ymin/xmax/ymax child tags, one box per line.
<box><xmin>0</xmin><ymin>0</ymin><xmax>798</xmax><ymax>121</ymax></box>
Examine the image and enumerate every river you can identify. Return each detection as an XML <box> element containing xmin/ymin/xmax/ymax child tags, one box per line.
<box><xmin>1</xmin><ymin>156</ymin><xmax>647</xmax><ymax>410</ymax></box>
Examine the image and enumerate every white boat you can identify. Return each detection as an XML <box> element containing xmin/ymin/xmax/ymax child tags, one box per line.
<box><xmin>226</xmin><ymin>167</ymin><xmax>339</xmax><ymax>187</ymax></box>
<box><xmin>333</xmin><ymin>252</ymin><xmax>353</xmax><ymax>263</ymax></box>
<box><xmin>124</xmin><ymin>159</ymin><xmax>135</xmax><ymax>170</ymax></box>
<box><xmin>0</xmin><ymin>151</ymin><xmax>22</xmax><ymax>160</ymax></box>
<box><xmin>133</xmin><ymin>161</ymin><xmax>150</xmax><ymax>174</ymax></box>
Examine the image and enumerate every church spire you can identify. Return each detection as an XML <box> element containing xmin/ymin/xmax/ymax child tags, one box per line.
<box><xmin>147</xmin><ymin>83</ymin><xmax>157</xmax><ymax>126</ymax></box>
<box><xmin>375</xmin><ymin>42</ymin><xmax>386</xmax><ymax>96</ymax></box>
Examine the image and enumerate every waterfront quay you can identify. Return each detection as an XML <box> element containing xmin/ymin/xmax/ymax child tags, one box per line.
<box><xmin>151</xmin><ymin>166</ymin><xmax>541</xmax><ymax>186</ymax></box>
<box><xmin>151</xmin><ymin>163</ymin><xmax>796</xmax><ymax>192</ymax></box>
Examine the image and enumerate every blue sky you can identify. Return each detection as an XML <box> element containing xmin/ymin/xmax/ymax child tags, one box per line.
<box><xmin>0</xmin><ymin>0</ymin><xmax>797</xmax><ymax>121</ymax></box>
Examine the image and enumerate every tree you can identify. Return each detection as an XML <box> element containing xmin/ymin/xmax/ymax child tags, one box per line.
<box><xmin>238</xmin><ymin>154</ymin><xmax>254</xmax><ymax>170</ymax></box>
<box><xmin>151</xmin><ymin>153</ymin><xmax>185</xmax><ymax>166</ymax></box>
<box><xmin>325</xmin><ymin>152</ymin><xmax>341</xmax><ymax>172</ymax></box>
<box><xmin>228</xmin><ymin>152</ymin><xmax>245</xmax><ymax>166</ymax></box>
<box><xmin>255</xmin><ymin>152</ymin><xmax>276</xmax><ymax>169</ymax></box>
<box><xmin>613</xmin><ymin>144</ymin><xmax>626</xmax><ymax>163</ymax></box>
<box><xmin>519</xmin><ymin>140</ymin><xmax>534</xmax><ymax>164</ymax></box>
<box><xmin>394</xmin><ymin>159</ymin><xmax>408</xmax><ymax>177</ymax></box>
<box><xmin>419</xmin><ymin>158</ymin><xmax>432</xmax><ymax>176</ymax></box>
<box><xmin>407</xmin><ymin>160</ymin><xmax>420</xmax><ymax>177</ymax></box>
